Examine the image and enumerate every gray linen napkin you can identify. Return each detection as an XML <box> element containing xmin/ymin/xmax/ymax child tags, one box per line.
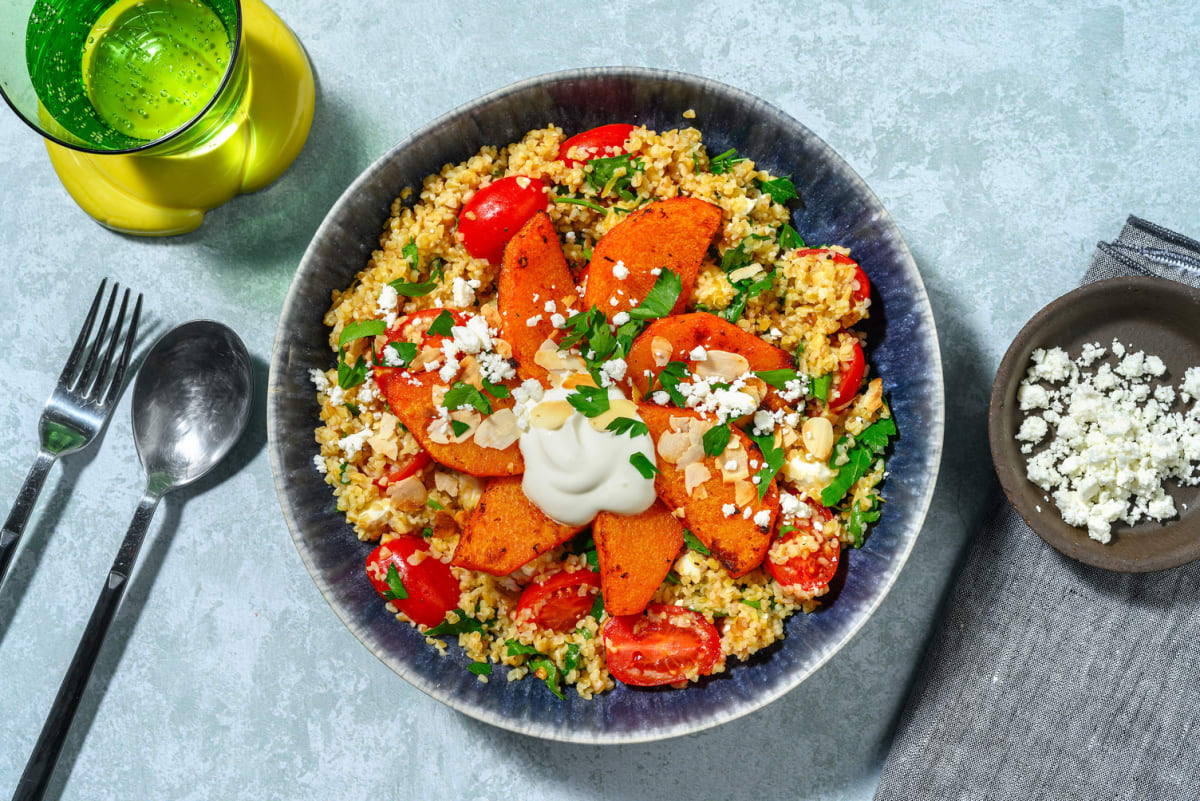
<box><xmin>874</xmin><ymin>217</ymin><xmax>1200</xmax><ymax>801</ymax></box>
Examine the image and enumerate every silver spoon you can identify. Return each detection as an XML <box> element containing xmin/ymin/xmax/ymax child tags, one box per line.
<box><xmin>12</xmin><ymin>320</ymin><xmax>252</xmax><ymax>801</ymax></box>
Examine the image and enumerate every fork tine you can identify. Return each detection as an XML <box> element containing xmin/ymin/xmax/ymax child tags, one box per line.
<box><xmin>87</xmin><ymin>288</ymin><xmax>130</xmax><ymax>401</ymax></box>
<box><xmin>74</xmin><ymin>283</ymin><xmax>118</xmax><ymax>393</ymax></box>
<box><xmin>103</xmin><ymin>293</ymin><xmax>142</xmax><ymax>408</ymax></box>
<box><xmin>56</xmin><ymin>279</ymin><xmax>107</xmax><ymax>387</ymax></box>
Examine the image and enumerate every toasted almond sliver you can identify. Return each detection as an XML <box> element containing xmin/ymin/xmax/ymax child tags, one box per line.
<box><xmin>720</xmin><ymin>449</ymin><xmax>750</xmax><ymax>483</ymax></box>
<box><xmin>562</xmin><ymin>372</ymin><xmax>597</xmax><ymax>390</ymax></box>
<box><xmin>677</xmin><ymin>443</ymin><xmax>704</xmax><ymax>469</ymax></box>
<box><xmin>529</xmin><ymin>400</ymin><xmax>574</xmax><ymax>430</ymax></box>
<box><xmin>588</xmin><ymin>399</ymin><xmax>637</xmax><ymax>431</ymax></box>
<box><xmin>434</xmin><ymin>471</ymin><xmax>459</xmax><ymax>496</ymax></box>
<box><xmin>481</xmin><ymin>301</ymin><xmax>502</xmax><ymax>329</ymax></box>
<box><xmin>802</xmin><ymin>417</ymin><xmax>835</xmax><ymax>461</ymax></box>
<box><xmin>651</xmin><ymin>336</ymin><xmax>673</xmax><ymax>368</ymax></box>
<box><xmin>734</xmin><ymin>480</ymin><xmax>756</xmax><ymax>507</ymax></box>
<box><xmin>695</xmin><ymin>349</ymin><xmax>751</xmax><ymax>382</ymax></box>
<box><xmin>692</xmin><ymin>485</ymin><xmax>709</xmax><ymax>501</ymax></box>
<box><xmin>386</xmin><ymin>476</ymin><xmax>427</xmax><ymax>510</ymax></box>
<box><xmin>474</xmin><ymin>408</ymin><xmax>520</xmax><ymax>449</ymax></box>
<box><xmin>684</xmin><ymin>462</ymin><xmax>712</xmax><ymax>495</ymax></box>
<box><xmin>728</xmin><ymin>264</ymin><xmax>764</xmax><ymax>283</ymax></box>
<box><xmin>656</xmin><ymin>429</ymin><xmax>691</xmax><ymax>463</ymax></box>
<box><xmin>410</xmin><ymin>343</ymin><xmax>445</xmax><ymax>371</ymax></box>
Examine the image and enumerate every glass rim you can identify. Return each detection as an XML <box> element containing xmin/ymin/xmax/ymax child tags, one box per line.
<box><xmin>0</xmin><ymin>0</ymin><xmax>244</xmax><ymax>156</ymax></box>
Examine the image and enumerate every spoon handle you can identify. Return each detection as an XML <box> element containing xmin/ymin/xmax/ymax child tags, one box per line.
<box><xmin>12</xmin><ymin>492</ymin><xmax>161</xmax><ymax>801</ymax></box>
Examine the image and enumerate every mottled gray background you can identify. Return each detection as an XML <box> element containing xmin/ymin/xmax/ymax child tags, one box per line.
<box><xmin>2</xmin><ymin>1</ymin><xmax>1198</xmax><ymax>799</ymax></box>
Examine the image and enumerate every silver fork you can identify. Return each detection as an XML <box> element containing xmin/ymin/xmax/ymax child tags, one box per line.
<box><xmin>0</xmin><ymin>280</ymin><xmax>143</xmax><ymax>590</ymax></box>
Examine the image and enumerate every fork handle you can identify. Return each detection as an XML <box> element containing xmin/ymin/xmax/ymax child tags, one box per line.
<box><xmin>0</xmin><ymin>450</ymin><xmax>57</xmax><ymax>590</ymax></box>
<box><xmin>12</xmin><ymin>491</ymin><xmax>161</xmax><ymax>801</ymax></box>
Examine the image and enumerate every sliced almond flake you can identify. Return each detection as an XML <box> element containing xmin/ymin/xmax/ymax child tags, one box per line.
<box><xmin>692</xmin><ymin>485</ymin><xmax>709</xmax><ymax>501</ymax></box>
<box><xmin>672</xmin><ymin>507</ymin><xmax>687</xmax><ymax>519</ymax></box>
<box><xmin>410</xmin><ymin>343</ymin><xmax>444</xmax><ymax>371</ymax></box>
<box><xmin>386</xmin><ymin>475</ymin><xmax>427</xmax><ymax>509</ymax></box>
<box><xmin>656</xmin><ymin>429</ymin><xmax>691</xmax><ymax>463</ymax></box>
<box><xmin>676</xmin><ymin>443</ymin><xmax>705</xmax><ymax>469</ymax></box>
<box><xmin>529</xmin><ymin>400</ymin><xmax>574</xmax><ymax>430</ymax></box>
<box><xmin>721</xmin><ymin>448</ymin><xmax>750</xmax><ymax>483</ymax></box>
<box><xmin>651</xmin><ymin>336</ymin><xmax>673</xmax><ymax>367</ymax></box>
<box><xmin>734</xmin><ymin>479</ymin><xmax>756</xmax><ymax>507</ymax></box>
<box><xmin>588</xmin><ymin>399</ymin><xmax>637</xmax><ymax>431</ymax></box>
<box><xmin>684</xmin><ymin>462</ymin><xmax>712</xmax><ymax>495</ymax></box>
<box><xmin>474</xmin><ymin>408</ymin><xmax>520</xmax><ymax>449</ymax></box>
<box><xmin>695</xmin><ymin>350</ymin><xmax>750</xmax><ymax>381</ymax></box>
<box><xmin>433</xmin><ymin>471</ymin><xmax>459</xmax><ymax>496</ymax></box>
<box><xmin>728</xmin><ymin>263</ymin><xmax>764</xmax><ymax>283</ymax></box>
<box><xmin>428</xmin><ymin>409</ymin><xmax>480</xmax><ymax>444</ymax></box>
<box><xmin>481</xmin><ymin>301</ymin><xmax>502</xmax><ymax>329</ymax></box>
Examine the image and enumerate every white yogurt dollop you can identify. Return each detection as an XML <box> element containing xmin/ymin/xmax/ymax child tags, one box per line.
<box><xmin>518</xmin><ymin>386</ymin><xmax>657</xmax><ymax>526</ymax></box>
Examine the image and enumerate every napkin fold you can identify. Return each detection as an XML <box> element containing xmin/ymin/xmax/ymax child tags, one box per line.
<box><xmin>874</xmin><ymin>217</ymin><xmax>1200</xmax><ymax>801</ymax></box>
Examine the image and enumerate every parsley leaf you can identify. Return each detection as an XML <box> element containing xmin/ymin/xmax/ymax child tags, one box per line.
<box><xmin>722</xmin><ymin>269</ymin><xmax>775</xmax><ymax>323</ymax></box>
<box><xmin>426</xmin><ymin>309</ymin><xmax>456</xmax><ymax>338</ymax></box>
<box><xmin>654</xmin><ymin>360</ymin><xmax>690</xmax><ymax>407</ymax></box>
<box><xmin>720</xmin><ymin>241</ymin><xmax>753</xmax><ymax>273</ymax></box>
<box><xmin>337</xmin><ymin>461</ymin><xmax>351</xmax><ymax>485</ymax></box>
<box><xmin>754</xmin><ymin>369</ymin><xmax>801</xmax><ymax>390</ymax></box>
<box><xmin>467</xmin><ymin>661</ymin><xmax>492</xmax><ymax>676</ymax></box>
<box><xmin>577</xmin><ymin>626</ymin><xmax>594</xmax><ymax>640</ymax></box>
<box><xmin>683</xmin><ymin>530</ymin><xmax>710</xmax><ymax>555</ymax></box>
<box><xmin>585</xmin><ymin>153</ymin><xmax>644</xmax><ymax>200</ymax></box>
<box><xmin>663</xmin><ymin>570</ymin><xmax>682</xmax><ymax>586</ymax></box>
<box><xmin>820</xmin><ymin>418</ymin><xmax>897</xmax><ymax>507</ymax></box>
<box><xmin>386</xmin><ymin>341</ymin><xmax>418</xmax><ymax>366</ymax></box>
<box><xmin>627</xmin><ymin>269</ymin><xmax>682</xmax><ymax>321</ymax></box>
<box><xmin>567</xmin><ymin>384</ymin><xmax>611</xmax><ymax>418</ymax></box>
<box><xmin>810</xmin><ymin>373</ymin><xmax>833</xmax><ymax>403</ymax></box>
<box><xmin>505</xmin><ymin>639</ymin><xmax>539</xmax><ymax>657</ymax></box>
<box><xmin>589</xmin><ymin>594</ymin><xmax>605</xmax><ymax>621</ymax></box>
<box><xmin>426</xmin><ymin>498</ymin><xmax>445</xmax><ymax>511</ymax></box>
<box><xmin>845</xmin><ymin>499</ymin><xmax>883</xmax><ymax>548</ymax></box>
<box><xmin>605</xmin><ymin>417</ymin><xmax>649</xmax><ymax>438</ymax></box>
<box><xmin>779</xmin><ymin>222</ymin><xmax>805</xmax><ymax>249</ymax></box>
<box><xmin>401</xmin><ymin>237</ymin><xmax>420</xmax><ymax>269</ymax></box>
<box><xmin>450</xmin><ymin>419</ymin><xmax>470</xmax><ymax>437</ymax></box>
<box><xmin>702</xmin><ymin>424</ymin><xmax>731</xmax><ymax>457</ymax></box>
<box><xmin>708</xmin><ymin>148</ymin><xmax>745</xmax><ymax>174</ymax></box>
<box><xmin>629</xmin><ymin>452</ymin><xmax>660</xmax><ymax>479</ymax></box>
<box><xmin>756</xmin><ymin>175</ymin><xmax>798</xmax><ymax>204</ymax></box>
<box><xmin>746</xmin><ymin>429</ymin><xmax>785</xmax><ymax>499</ymax></box>
<box><xmin>553</xmin><ymin>195</ymin><xmax>612</xmax><ymax>214</ymax></box>
<box><xmin>383</xmin><ymin>563</ymin><xmax>408</xmax><ymax>601</ymax></box>
<box><xmin>388</xmin><ymin>277</ymin><xmax>438</xmax><ymax>297</ymax></box>
<box><xmin>344</xmin><ymin>402</ymin><xmax>360</xmax><ymax>416</ymax></box>
<box><xmin>740</xmin><ymin>599</ymin><xmax>762</xmax><ymax>610</ymax></box>
<box><xmin>443</xmin><ymin>382</ymin><xmax>492</xmax><ymax>415</ymax></box>
<box><xmin>338</xmin><ymin>320</ymin><xmax>386</xmax><ymax>347</ymax></box>
<box><xmin>336</xmin><ymin>348</ymin><xmax>369</xmax><ymax>389</ymax></box>
<box><xmin>424</xmin><ymin>609</ymin><xmax>484</xmax><ymax>637</ymax></box>
<box><xmin>563</xmin><ymin>644</ymin><xmax>581</xmax><ymax>674</ymax></box>
<box><xmin>481</xmin><ymin>376</ymin><xmax>510</xmax><ymax>399</ymax></box>
<box><xmin>529</xmin><ymin>657</ymin><xmax>565</xmax><ymax>700</ymax></box>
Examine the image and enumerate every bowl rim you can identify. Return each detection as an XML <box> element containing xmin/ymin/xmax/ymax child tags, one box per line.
<box><xmin>267</xmin><ymin>65</ymin><xmax>945</xmax><ymax>743</ymax></box>
<box><xmin>987</xmin><ymin>274</ymin><xmax>1200</xmax><ymax>572</ymax></box>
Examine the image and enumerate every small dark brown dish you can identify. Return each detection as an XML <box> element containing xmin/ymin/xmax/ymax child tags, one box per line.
<box><xmin>989</xmin><ymin>276</ymin><xmax>1200</xmax><ymax>572</ymax></box>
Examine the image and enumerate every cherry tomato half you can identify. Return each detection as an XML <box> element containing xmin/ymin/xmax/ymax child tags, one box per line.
<box><xmin>373</xmin><ymin>450</ymin><xmax>432</xmax><ymax>490</ymax></box>
<box><xmin>766</xmin><ymin>501</ymin><xmax>839</xmax><ymax>593</ymax></box>
<box><xmin>557</xmin><ymin>123</ymin><xmax>636</xmax><ymax>166</ymax></box>
<box><xmin>796</xmin><ymin>248</ymin><xmax>870</xmax><ymax>304</ymax></box>
<box><xmin>366</xmin><ymin>537</ymin><xmax>460</xmax><ymax>628</ymax></box>
<box><xmin>458</xmin><ymin>176</ymin><xmax>549</xmax><ymax>264</ymax></box>
<box><xmin>828</xmin><ymin>337</ymin><xmax>865</xmax><ymax>411</ymax></box>
<box><xmin>601</xmin><ymin>603</ymin><xmax>721</xmax><ymax>687</ymax></box>
<box><xmin>514</xmin><ymin>568</ymin><xmax>601</xmax><ymax>632</ymax></box>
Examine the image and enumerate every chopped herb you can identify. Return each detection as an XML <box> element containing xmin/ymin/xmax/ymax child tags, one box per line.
<box><xmin>585</xmin><ymin>547</ymin><xmax>599</xmax><ymax>571</ymax></box>
<box><xmin>388</xmin><ymin>277</ymin><xmax>438</xmax><ymax>297</ymax></box>
<box><xmin>756</xmin><ymin>175</ymin><xmax>798</xmax><ymax>204</ymax></box>
<box><xmin>481</xmin><ymin>376</ymin><xmax>510</xmax><ymax>399</ymax></box>
<box><xmin>654</xmin><ymin>360</ymin><xmax>690</xmax><ymax>407</ymax></box>
<box><xmin>820</xmin><ymin>417</ymin><xmax>897</xmax><ymax>508</ymax></box>
<box><xmin>722</xmin><ymin>269</ymin><xmax>775</xmax><ymax>323</ymax></box>
<box><xmin>421</xmin><ymin>526</ymin><xmax>433</xmax><ymax>538</ymax></box>
<box><xmin>450</xmin><ymin>419</ymin><xmax>470</xmax><ymax>437</ymax></box>
<box><xmin>754</xmin><ymin>369</ymin><xmax>801</xmax><ymax>390</ymax></box>
<box><xmin>563</xmin><ymin>643</ymin><xmax>581</xmax><ymax>673</ymax></box>
<box><xmin>401</xmin><ymin>237</ymin><xmax>420</xmax><ymax>269</ymax></box>
<box><xmin>553</xmin><ymin>195</ymin><xmax>612</xmax><ymax>214</ymax></box>
<box><xmin>505</xmin><ymin>639</ymin><xmax>539</xmax><ymax>657</ymax></box>
<box><xmin>424</xmin><ymin>609</ymin><xmax>484</xmax><ymax>637</ymax></box>
<box><xmin>443</xmin><ymin>382</ymin><xmax>492</xmax><ymax>415</ymax></box>
<box><xmin>740</xmin><ymin>599</ymin><xmax>762</xmax><ymax>610</ymax></box>
<box><xmin>582</xmin><ymin>245</ymin><xmax>593</xmax><ymax>261</ymax></box>
<box><xmin>426</xmin><ymin>309</ymin><xmax>456</xmax><ymax>338</ymax></box>
<box><xmin>683</xmin><ymin>530</ymin><xmax>711</xmax><ymax>555</ymax></box>
<box><xmin>467</xmin><ymin>661</ymin><xmax>492</xmax><ymax>676</ymax></box>
<box><xmin>605</xmin><ymin>417</ymin><xmax>649</xmax><ymax>438</ymax></box>
<box><xmin>589</xmin><ymin>593</ymin><xmax>605</xmax><ymax>620</ymax></box>
<box><xmin>427</xmin><ymin>498</ymin><xmax>445</xmax><ymax>511</ymax></box>
<box><xmin>344</xmin><ymin>402</ymin><xmax>360</xmax><ymax>416</ymax></box>
<box><xmin>845</xmin><ymin>499</ymin><xmax>883</xmax><ymax>548</ymax></box>
<box><xmin>719</xmin><ymin>241</ymin><xmax>753</xmax><ymax>273</ymax></box>
<box><xmin>746</xmin><ymin>429</ymin><xmax>785</xmax><ymax>499</ymax></box>
<box><xmin>663</xmin><ymin>570</ymin><xmax>681</xmax><ymax>585</ymax></box>
<box><xmin>691</xmin><ymin>150</ymin><xmax>700</xmax><ymax>171</ymax></box>
<box><xmin>702</xmin><ymin>423</ymin><xmax>731</xmax><ymax>457</ymax></box>
<box><xmin>708</xmin><ymin>147</ymin><xmax>745</xmax><ymax>175</ymax></box>
<box><xmin>585</xmin><ymin>153</ymin><xmax>644</xmax><ymax>200</ymax></box>
<box><xmin>337</xmin><ymin>348</ymin><xmax>369</xmax><ymax>389</ymax></box>
<box><xmin>383</xmin><ymin>563</ymin><xmax>408</xmax><ymax>601</ymax></box>
<box><xmin>386</xmin><ymin>341</ymin><xmax>418</xmax><ymax>366</ymax></box>
<box><xmin>810</xmin><ymin>373</ymin><xmax>833</xmax><ymax>403</ymax></box>
<box><xmin>338</xmin><ymin>320</ymin><xmax>386</xmax><ymax>347</ymax></box>
<box><xmin>337</xmin><ymin>461</ymin><xmax>351</xmax><ymax>485</ymax></box>
<box><xmin>629</xmin><ymin>452</ymin><xmax>660</xmax><ymax>479</ymax></box>
<box><xmin>576</xmin><ymin>626</ymin><xmax>593</xmax><ymax>640</ymax></box>
<box><xmin>779</xmin><ymin>222</ymin><xmax>805</xmax><ymax>249</ymax></box>
<box><xmin>567</xmin><ymin>384</ymin><xmax>611</xmax><ymax>418</ymax></box>
<box><xmin>529</xmin><ymin>656</ymin><xmax>564</xmax><ymax>700</ymax></box>
<box><xmin>628</xmin><ymin>269</ymin><xmax>682</xmax><ymax>322</ymax></box>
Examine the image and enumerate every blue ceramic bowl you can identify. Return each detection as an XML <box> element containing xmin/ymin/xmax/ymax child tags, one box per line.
<box><xmin>267</xmin><ymin>67</ymin><xmax>944</xmax><ymax>743</ymax></box>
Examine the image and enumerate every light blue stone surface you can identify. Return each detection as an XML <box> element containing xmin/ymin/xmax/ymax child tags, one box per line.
<box><xmin>2</xmin><ymin>1</ymin><xmax>1199</xmax><ymax>798</ymax></box>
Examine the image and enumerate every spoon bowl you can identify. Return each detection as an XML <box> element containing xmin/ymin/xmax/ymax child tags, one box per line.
<box><xmin>132</xmin><ymin>320</ymin><xmax>253</xmax><ymax>491</ymax></box>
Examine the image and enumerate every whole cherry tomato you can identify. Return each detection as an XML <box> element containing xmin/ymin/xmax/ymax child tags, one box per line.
<box><xmin>557</xmin><ymin>123</ymin><xmax>636</xmax><ymax>166</ymax></box>
<box><xmin>514</xmin><ymin>568</ymin><xmax>601</xmax><ymax>632</ymax></box>
<box><xmin>828</xmin><ymin>337</ymin><xmax>865</xmax><ymax>411</ymax></box>
<box><xmin>766</xmin><ymin>501</ymin><xmax>839</xmax><ymax>593</ymax></box>
<box><xmin>601</xmin><ymin>603</ymin><xmax>721</xmax><ymax>687</ymax></box>
<box><xmin>366</xmin><ymin>536</ymin><xmax>460</xmax><ymax>628</ymax></box>
<box><xmin>458</xmin><ymin>176</ymin><xmax>548</xmax><ymax>264</ymax></box>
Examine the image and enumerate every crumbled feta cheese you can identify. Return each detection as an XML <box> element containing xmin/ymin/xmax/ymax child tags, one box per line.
<box><xmin>721</xmin><ymin>503</ymin><xmax>737</xmax><ymax>518</ymax></box>
<box><xmin>451</xmin><ymin>276</ymin><xmax>476</xmax><ymax>308</ymax></box>
<box><xmin>609</xmin><ymin>297</ymin><xmax>619</xmax><ymax>307</ymax></box>
<box><xmin>338</xmin><ymin>428</ymin><xmax>371</xmax><ymax>459</ymax></box>
<box><xmin>742</xmin><ymin>507</ymin><xmax>753</xmax><ymax>519</ymax></box>
<box><xmin>376</xmin><ymin>284</ymin><xmax>399</xmax><ymax>327</ymax></box>
<box><xmin>313</xmin><ymin>454</ymin><xmax>327</xmax><ymax>474</ymax></box>
<box><xmin>779</xmin><ymin>493</ymin><xmax>801</xmax><ymax>517</ymax></box>
<box><xmin>543</xmin><ymin>300</ymin><xmax>557</xmax><ymax>314</ymax></box>
<box><xmin>1015</xmin><ymin>416</ymin><xmax>1048</xmax><ymax>445</ymax></box>
<box><xmin>451</xmin><ymin>315</ymin><xmax>493</xmax><ymax>354</ymax></box>
<box><xmin>725</xmin><ymin>460</ymin><xmax>738</xmax><ymax>471</ymax></box>
<box><xmin>525</xmin><ymin>314</ymin><xmax>543</xmax><ymax>327</ymax></box>
<box><xmin>327</xmin><ymin>385</ymin><xmax>344</xmax><ymax>407</ymax></box>
<box><xmin>382</xmin><ymin>345</ymin><xmax>407</xmax><ymax>367</ymax></box>
<box><xmin>650</xmin><ymin>267</ymin><xmax>661</xmax><ymax>276</ymax></box>
<box><xmin>652</xmin><ymin>391</ymin><xmax>670</xmax><ymax>405</ymax></box>
<box><xmin>550</xmin><ymin>313</ymin><xmax>566</xmax><ymax>329</ymax></box>
<box><xmin>753</xmin><ymin>510</ymin><xmax>771</xmax><ymax>527</ymax></box>
<box><xmin>1182</xmin><ymin>367</ymin><xmax>1200</xmax><ymax>402</ymax></box>
<box><xmin>600</xmin><ymin>358</ymin><xmax>627</xmax><ymax>385</ymax></box>
<box><xmin>612</xmin><ymin>311</ymin><xmax>630</xmax><ymax>326</ymax></box>
<box><xmin>689</xmin><ymin>346</ymin><xmax>707</xmax><ymax>361</ymax></box>
<box><xmin>309</xmin><ymin>369</ymin><xmax>330</xmax><ymax>393</ymax></box>
<box><xmin>612</xmin><ymin>260</ymin><xmax>629</xmax><ymax>280</ymax></box>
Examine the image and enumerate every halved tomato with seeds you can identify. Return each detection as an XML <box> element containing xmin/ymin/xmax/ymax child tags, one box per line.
<box><xmin>602</xmin><ymin>603</ymin><xmax>721</xmax><ymax>687</ymax></box>
<box><xmin>766</xmin><ymin>501</ymin><xmax>839</xmax><ymax>593</ymax></box>
<box><xmin>366</xmin><ymin>537</ymin><xmax>460</xmax><ymax>628</ymax></box>
<box><xmin>558</xmin><ymin>123</ymin><xmax>636</xmax><ymax>166</ymax></box>
<box><xmin>515</xmin><ymin>568</ymin><xmax>601</xmax><ymax>632</ymax></box>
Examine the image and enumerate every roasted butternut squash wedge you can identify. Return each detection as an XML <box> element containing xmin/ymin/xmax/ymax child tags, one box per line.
<box><xmin>451</xmin><ymin>476</ymin><xmax>585</xmax><ymax>575</ymax></box>
<box><xmin>582</xmin><ymin>197</ymin><xmax>722</xmax><ymax>321</ymax></box>
<box><xmin>593</xmin><ymin>501</ymin><xmax>685</xmax><ymax>616</ymax></box>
